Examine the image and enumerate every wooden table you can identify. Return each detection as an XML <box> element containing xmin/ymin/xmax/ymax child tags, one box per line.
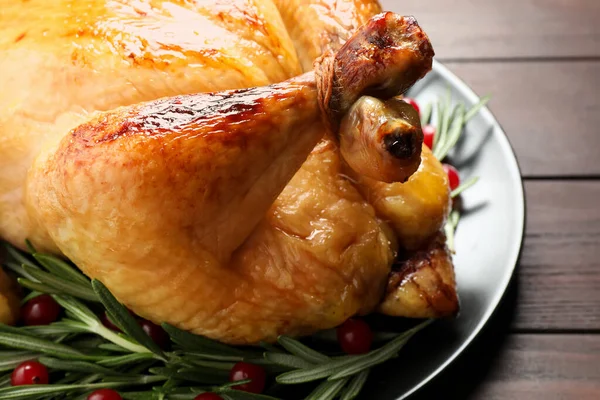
<box><xmin>378</xmin><ymin>0</ymin><xmax>600</xmax><ymax>398</ymax></box>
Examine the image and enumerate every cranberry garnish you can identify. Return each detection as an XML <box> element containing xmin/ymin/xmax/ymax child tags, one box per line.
<box><xmin>194</xmin><ymin>394</ymin><xmax>223</xmax><ymax>400</ymax></box>
<box><xmin>443</xmin><ymin>163</ymin><xmax>460</xmax><ymax>191</ymax></box>
<box><xmin>229</xmin><ymin>362</ymin><xmax>266</xmax><ymax>394</ymax></box>
<box><xmin>11</xmin><ymin>361</ymin><xmax>49</xmax><ymax>386</ymax></box>
<box><xmin>336</xmin><ymin>318</ymin><xmax>374</xmax><ymax>355</ymax></box>
<box><xmin>21</xmin><ymin>294</ymin><xmax>61</xmax><ymax>326</ymax></box>
<box><xmin>87</xmin><ymin>389</ymin><xmax>123</xmax><ymax>400</ymax></box>
<box><xmin>422</xmin><ymin>124</ymin><xmax>436</xmax><ymax>149</ymax></box>
<box><xmin>139</xmin><ymin>319</ymin><xmax>170</xmax><ymax>350</ymax></box>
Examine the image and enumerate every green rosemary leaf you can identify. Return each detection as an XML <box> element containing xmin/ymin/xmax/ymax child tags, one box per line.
<box><xmin>0</xmin><ymin>378</ymin><xmax>166</xmax><ymax>399</ymax></box>
<box><xmin>52</xmin><ymin>332</ymin><xmax>73</xmax><ymax>344</ymax></box>
<box><xmin>305</xmin><ymin>377</ymin><xmax>349</xmax><ymax>400</ymax></box>
<box><xmin>1</xmin><ymin>242</ymin><xmax>37</xmax><ymax>269</ymax></box>
<box><xmin>177</xmin><ymin>356</ymin><xmax>236</xmax><ymax>371</ymax></box>
<box><xmin>162</xmin><ymin>323</ymin><xmax>245</xmax><ymax>356</ymax></box>
<box><xmin>0</xmin><ymin>372</ymin><xmax>12</xmax><ymax>388</ymax></box>
<box><xmin>263</xmin><ymin>352</ymin><xmax>314</xmax><ymax>369</ymax></box>
<box><xmin>0</xmin><ymin>352</ymin><xmax>40</xmax><ymax>372</ymax></box>
<box><xmin>97</xmin><ymin>343</ymin><xmax>130</xmax><ymax>353</ymax></box>
<box><xmin>23</xmin><ymin>321</ymin><xmax>88</xmax><ymax>337</ymax></box>
<box><xmin>22</xmin><ymin>266</ymin><xmax>98</xmax><ymax>302</ymax></box>
<box><xmin>213</xmin><ymin>379</ymin><xmax>251</xmax><ymax>390</ymax></box>
<box><xmin>339</xmin><ymin>370</ymin><xmax>369</xmax><ymax>400</ymax></box>
<box><xmin>444</xmin><ymin>210</ymin><xmax>461</xmax><ymax>253</ymax></box>
<box><xmin>464</xmin><ymin>95</ymin><xmax>491</xmax><ymax>122</ymax></box>
<box><xmin>276</xmin><ymin>336</ymin><xmax>330</xmax><ymax>364</ymax></box>
<box><xmin>277</xmin><ymin>321</ymin><xmax>433</xmax><ymax>385</ymax></box>
<box><xmin>0</xmin><ymin>331</ymin><xmax>95</xmax><ymax>361</ymax></box>
<box><xmin>148</xmin><ymin>367</ymin><xmax>175</xmax><ymax>377</ymax></box>
<box><xmin>450</xmin><ymin>210</ymin><xmax>460</xmax><ymax>228</ymax></box>
<box><xmin>312</xmin><ymin>329</ymin><xmax>397</xmax><ymax>344</ymax></box>
<box><xmin>275</xmin><ymin>356</ymin><xmax>357</xmax><ymax>384</ymax></box>
<box><xmin>3</xmin><ymin>262</ymin><xmax>36</xmax><ymax>283</ymax></box>
<box><xmin>99</xmin><ymin>375</ymin><xmax>167</xmax><ymax>384</ymax></box>
<box><xmin>121</xmin><ymin>391</ymin><xmax>155</xmax><ymax>400</ymax></box>
<box><xmin>71</xmin><ymin>393</ymin><xmax>95</xmax><ymax>400</ymax></box>
<box><xmin>420</xmin><ymin>102</ymin><xmax>432</xmax><ymax>127</ymax></box>
<box><xmin>435</xmin><ymin>104</ymin><xmax>459</xmax><ymax>158</ymax></box>
<box><xmin>218</xmin><ymin>390</ymin><xmax>282</xmax><ymax>400</ymax></box>
<box><xmin>19</xmin><ymin>291</ymin><xmax>42</xmax><ymax>306</ymax></box>
<box><xmin>326</xmin><ymin>339</ymin><xmax>408</xmax><ymax>380</ymax></box>
<box><xmin>434</xmin><ymin>104</ymin><xmax>465</xmax><ymax>160</ymax></box>
<box><xmin>165</xmin><ymin>389</ymin><xmax>200</xmax><ymax>400</ymax></box>
<box><xmin>328</xmin><ymin>320</ymin><xmax>432</xmax><ymax>381</ymax></box>
<box><xmin>433</xmin><ymin>101</ymin><xmax>443</xmax><ymax>150</ymax></box>
<box><xmin>24</xmin><ymin>239</ymin><xmax>36</xmax><ymax>254</ymax></box>
<box><xmin>17</xmin><ymin>278</ymin><xmax>60</xmax><ymax>296</ymax></box>
<box><xmin>180</xmin><ymin>352</ymin><xmax>244</xmax><ymax>362</ymax></box>
<box><xmin>92</xmin><ymin>280</ymin><xmax>164</xmax><ymax>359</ymax></box>
<box><xmin>97</xmin><ymin>352</ymin><xmax>156</xmax><ymax>368</ymax></box>
<box><xmin>32</xmin><ymin>253</ymin><xmax>90</xmax><ymax>286</ymax></box>
<box><xmin>0</xmin><ymin>323</ymin><xmax>38</xmax><ymax>338</ymax></box>
<box><xmin>259</xmin><ymin>341</ymin><xmax>283</xmax><ymax>354</ymax></box>
<box><xmin>38</xmin><ymin>356</ymin><xmax>119</xmax><ymax>375</ymax></box>
<box><xmin>53</xmin><ymin>295</ymin><xmax>99</xmax><ymax>326</ymax></box>
<box><xmin>53</xmin><ymin>372</ymin><xmax>88</xmax><ymax>385</ymax></box>
<box><xmin>451</xmin><ymin>176</ymin><xmax>479</xmax><ymax>198</ymax></box>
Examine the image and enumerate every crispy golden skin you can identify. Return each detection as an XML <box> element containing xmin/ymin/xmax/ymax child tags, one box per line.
<box><xmin>0</xmin><ymin>0</ymin><xmax>301</xmax><ymax>252</ymax></box>
<box><xmin>378</xmin><ymin>233</ymin><xmax>459</xmax><ymax>318</ymax></box>
<box><xmin>0</xmin><ymin>0</ymin><xmax>457</xmax><ymax>338</ymax></box>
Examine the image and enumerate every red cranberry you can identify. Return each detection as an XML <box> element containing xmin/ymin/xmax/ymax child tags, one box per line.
<box><xmin>21</xmin><ymin>295</ymin><xmax>61</xmax><ymax>326</ymax></box>
<box><xmin>422</xmin><ymin>125</ymin><xmax>436</xmax><ymax>149</ymax></box>
<box><xmin>194</xmin><ymin>394</ymin><xmax>223</xmax><ymax>400</ymax></box>
<box><xmin>87</xmin><ymin>389</ymin><xmax>123</xmax><ymax>400</ymax></box>
<box><xmin>229</xmin><ymin>362</ymin><xmax>266</xmax><ymax>394</ymax></box>
<box><xmin>139</xmin><ymin>319</ymin><xmax>170</xmax><ymax>350</ymax></box>
<box><xmin>11</xmin><ymin>361</ymin><xmax>49</xmax><ymax>386</ymax></box>
<box><xmin>336</xmin><ymin>318</ymin><xmax>373</xmax><ymax>355</ymax></box>
<box><xmin>443</xmin><ymin>163</ymin><xmax>460</xmax><ymax>191</ymax></box>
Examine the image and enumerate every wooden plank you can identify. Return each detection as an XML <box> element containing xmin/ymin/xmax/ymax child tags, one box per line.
<box><xmin>381</xmin><ymin>0</ymin><xmax>600</xmax><ymax>60</ymax></box>
<box><xmin>444</xmin><ymin>61</ymin><xmax>600</xmax><ymax>177</ymax></box>
<box><xmin>411</xmin><ymin>334</ymin><xmax>600</xmax><ymax>400</ymax></box>
<box><xmin>514</xmin><ymin>180</ymin><xmax>600</xmax><ymax>330</ymax></box>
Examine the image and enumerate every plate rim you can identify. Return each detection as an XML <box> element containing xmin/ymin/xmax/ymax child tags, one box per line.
<box><xmin>400</xmin><ymin>60</ymin><xmax>527</xmax><ymax>400</ymax></box>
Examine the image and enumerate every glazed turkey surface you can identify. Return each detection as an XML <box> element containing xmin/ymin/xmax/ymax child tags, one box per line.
<box><xmin>0</xmin><ymin>0</ymin><xmax>457</xmax><ymax>343</ymax></box>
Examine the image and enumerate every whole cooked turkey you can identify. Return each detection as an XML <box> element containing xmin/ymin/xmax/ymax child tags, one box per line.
<box><xmin>0</xmin><ymin>0</ymin><xmax>458</xmax><ymax>344</ymax></box>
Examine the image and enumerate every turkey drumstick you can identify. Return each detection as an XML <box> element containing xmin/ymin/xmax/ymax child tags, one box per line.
<box><xmin>273</xmin><ymin>0</ymin><xmax>458</xmax><ymax>318</ymax></box>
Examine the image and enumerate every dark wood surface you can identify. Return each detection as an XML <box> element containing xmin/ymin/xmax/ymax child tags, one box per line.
<box><xmin>380</xmin><ymin>0</ymin><xmax>600</xmax><ymax>398</ymax></box>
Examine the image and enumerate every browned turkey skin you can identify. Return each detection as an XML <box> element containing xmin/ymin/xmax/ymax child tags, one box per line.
<box><xmin>0</xmin><ymin>0</ymin><xmax>458</xmax><ymax>342</ymax></box>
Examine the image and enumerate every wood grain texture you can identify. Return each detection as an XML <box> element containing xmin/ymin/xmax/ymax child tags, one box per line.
<box><xmin>445</xmin><ymin>61</ymin><xmax>600</xmax><ymax>177</ymax></box>
<box><xmin>412</xmin><ymin>333</ymin><xmax>600</xmax><ymax>400</ymax></box>
<box><xmin>514</xmin><ymin>180</ymin><xmax>600</xmax><ymax>331</ymax></box>
<box><xmin>381</xmin><ymin>0</ymin><xmax>600</xmax><ymax>60</ymax></box>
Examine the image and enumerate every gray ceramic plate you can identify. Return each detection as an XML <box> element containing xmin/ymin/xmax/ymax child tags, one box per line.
<box><xmin>359</xmin><ymin>61</ymin><xmax>525</xmax><ymax>399</ymax></box>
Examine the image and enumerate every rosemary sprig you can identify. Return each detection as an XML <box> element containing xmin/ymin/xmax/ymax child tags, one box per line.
<box><xmin>0</xmin><ymin>243</ymin><xmax>433</xmax><ymax>400</ymax></box>
<box><xmin>427</xmin><ymin>92</ymin><xmax>490</xmax><ymax>251</ymax></box>
<box><xmin>0</xmin><ymin>93</ymin><xmax>489</xmax><ymax>399</ymax></box>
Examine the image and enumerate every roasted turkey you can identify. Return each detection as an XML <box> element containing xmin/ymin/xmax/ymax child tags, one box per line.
<box><xmin>0</xmin><ymin>0</ymin><xmax>457</xmax><ymax>343</ymax></box>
